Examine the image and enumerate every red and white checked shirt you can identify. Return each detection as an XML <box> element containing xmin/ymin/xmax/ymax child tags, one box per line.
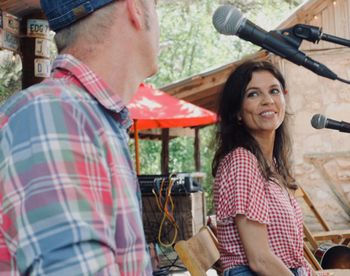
<box><xmin>214</xmin><ymin>147</ymin><xmax>311</xmax><ymax>274</ymax></box>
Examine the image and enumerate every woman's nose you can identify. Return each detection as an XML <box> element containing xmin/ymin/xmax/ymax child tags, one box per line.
<box><xmin>261</xmin><ymin>93</ymin><xmax>274</xmax><ymax>104</ymax></box>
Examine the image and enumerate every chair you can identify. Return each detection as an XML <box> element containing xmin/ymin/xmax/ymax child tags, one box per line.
<box><xmin>296</xmin><ymin>187</ymin><xmax>350</xmax><ymax>247</ymax></box>
<box><xmin>303</xmin><ymin>241</ymin><xmax>322</xmax><ymax>270</ymax></box>
<box><xmin>297</xmin><ymin>186</ymin><xmax>350</xmax><ymax>271</ymax></box>
<box><xmin>174</xmin><ymin>226</ymin><xmax>220</xmax><ymax>276</ymax></box>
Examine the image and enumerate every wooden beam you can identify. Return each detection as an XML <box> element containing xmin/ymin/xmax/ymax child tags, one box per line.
<box><xmin>194</xmin><ymin>127</ymin><xmax>200</xmax><ymax>172</ymax></box>
<box><xmin>162</xmin><ymin>51</ymin><xmax>268</xmax><ymax>100</ymax></box>
<box><xmin>161</xmin><ymin>128</ymin><xmax>169</xmax><ymax>175</ymax></box>
<box><xmin>0</xmin><ymin>0</ymin><xmax>40</xmax><ymax>17</ymax></box>
<box><xmin>304</xmin><ymin>152</ymin><xmax>350</xmax><ymax>215</ymax></box>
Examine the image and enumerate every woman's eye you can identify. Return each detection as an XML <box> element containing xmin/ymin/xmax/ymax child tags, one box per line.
<box><xmin>271</xmin><ymin>88</ymin><xmax>281</xmax><ymax>94</ymax></box>
<box><xmin>246</xmin><ymin>91</ymin><xmax>259</xmax><ymax>97</ymax></box>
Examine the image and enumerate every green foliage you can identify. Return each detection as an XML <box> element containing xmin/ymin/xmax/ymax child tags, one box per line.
<box><xmin>0</xmin><ymin>51</ymin><xmax>22</xmax><ymax>104</ymax></box>
<box><xmin>149</xmin><ymin>0</ymin><xmax>257</xmax><ymax>87</ymax></box>
<box><xmin>168</xmin><ymin>136</ymin><xmax>195</xmax><ymax>173</ymax></box>
<box><xmin>129</xmin><ymin>138</ymin><xmax>162</xmax><ymax>174</ymax></box>
<box><xmin>199</xmin><ymin>125</ymin><xmax>216</xmax><ymax>213</ymax></box>
<box><xmin>149</xmin><ymin>0</ymin><xmax>305</xmax><ymax>88</ymax></box>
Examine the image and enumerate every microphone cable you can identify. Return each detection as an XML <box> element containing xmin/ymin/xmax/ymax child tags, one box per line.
<box><xmin>336</xmin><ymin>76</ymin><xmax>350</xmax><ymax>85</ymax></box>
<box><xmin>152</xmin><ymin>175</ymin><xmax>179</xmax><ymax>248</ymax></box>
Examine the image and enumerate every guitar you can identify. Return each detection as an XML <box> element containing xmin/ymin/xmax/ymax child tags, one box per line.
<box><xmin>314</xmin><ymin>243</ymin><xmax>350</xmax><ymax>269</ymax></box>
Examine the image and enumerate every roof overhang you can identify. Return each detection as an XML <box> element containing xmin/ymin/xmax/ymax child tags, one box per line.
<box><xmin>161</xmin><ymin>51</ymin><xmax>269</xmax><ymax>112</ymax></box>
<box><xmin>0</xmin><ymin>0</ymin><xmax>41</xmax><ymax>17</ymax></box>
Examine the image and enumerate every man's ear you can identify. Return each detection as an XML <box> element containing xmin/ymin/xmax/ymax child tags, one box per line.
<box><xmin>126</xmin><ymin>0</ymin><xmax>142</xmax><ymax>30</ymax></box>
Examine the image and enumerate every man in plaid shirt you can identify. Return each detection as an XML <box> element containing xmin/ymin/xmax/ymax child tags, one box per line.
<box><xmin>0</xmin><ymin>0</ymin><xmax>159</xmax><ymax>275</ymax></box>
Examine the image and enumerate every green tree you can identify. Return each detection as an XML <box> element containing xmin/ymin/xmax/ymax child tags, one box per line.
<box><xmin>0</xmin><ymin>51</ymin><xmax>21</xmax><ymax>104</ymax></box>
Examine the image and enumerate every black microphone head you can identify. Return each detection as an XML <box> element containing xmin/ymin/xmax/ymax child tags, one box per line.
<box><xmin>311</xmin><ymin>114</ymin><xmax>327</xmax><ymax>129</ymax></box>
<box><xmin>212</xmin><ymin>5</ymin><xmax>245</xmax><ymax>35</ymax></box>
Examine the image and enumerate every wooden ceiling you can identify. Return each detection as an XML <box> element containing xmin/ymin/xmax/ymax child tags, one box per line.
<box><xmin>0</xmin><ymin>0</ymin><xmax>41</xmax><ymax>17</ymax></box>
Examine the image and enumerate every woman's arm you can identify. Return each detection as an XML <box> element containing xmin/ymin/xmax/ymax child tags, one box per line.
<box><xmin>235</xmin><ymin>214</ymin><xmax>294</xmax><ymax>276</ymax></box>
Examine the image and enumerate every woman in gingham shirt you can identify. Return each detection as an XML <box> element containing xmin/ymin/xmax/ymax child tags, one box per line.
<box><xmin>212</xmin><ymin>61</ymin><xmax>315</xmax><ymax>275</ymax></box>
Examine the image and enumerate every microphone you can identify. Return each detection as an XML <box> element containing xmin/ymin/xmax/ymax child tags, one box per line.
<box><xmin>212</xmin><ymin>5</ymin><xmax>337</xmax><ymax>81</ymax></box>
<box><xmin>311</xmin><ymin>114</ymin><xmax>350</xmax><ymax>133</ymax></box>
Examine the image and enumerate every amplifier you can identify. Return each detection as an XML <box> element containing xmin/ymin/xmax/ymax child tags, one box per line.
<box><xmin>137</xmin><ymin>173</ymin><xmax>201</xmax><ymax>195</ymax></box>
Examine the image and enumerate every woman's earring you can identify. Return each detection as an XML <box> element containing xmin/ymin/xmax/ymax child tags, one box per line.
<box><xmin>237</xmin><ymin>116</ymin><xmax>242</xmax><ymax>125</ymax></box>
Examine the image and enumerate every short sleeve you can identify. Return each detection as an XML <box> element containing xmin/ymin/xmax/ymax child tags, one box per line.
<box><xmin>214</xmin><ymin>147</ymin><xmax>270</xmax><ymax>224</ymax></box>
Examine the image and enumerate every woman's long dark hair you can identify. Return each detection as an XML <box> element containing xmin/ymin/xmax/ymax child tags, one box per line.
<box><xmin>212</xmin><ymin>60</ymin><xmax>297</xmax><ymax>190</ymax></box>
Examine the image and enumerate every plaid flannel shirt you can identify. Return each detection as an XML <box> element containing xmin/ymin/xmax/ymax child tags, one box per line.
<box><xmin>0</xmin><ymin>54</ymin><xmax>152</xmax><ymax>275</ymax></box>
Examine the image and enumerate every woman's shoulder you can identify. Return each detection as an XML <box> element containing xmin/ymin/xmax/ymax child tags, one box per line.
<box><xmin>227</xmin><ymin>147</ymin><xmax>257</xmax><ymax>161</ymax></box>
<box><xmin>220</xmin><ymin>147</ymin><xmax>258</xmax><ymax>169</ymax></box>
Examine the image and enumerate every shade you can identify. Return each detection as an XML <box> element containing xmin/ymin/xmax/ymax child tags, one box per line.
<box><xmin>127</xmin><ymin>83</ymin><xmax>217</xmax><ymax>175</ymax></box>
<box><xmin>127</xmin><ymin>83</ymin><xmax>217</xmax><ymax>130</ymax></box>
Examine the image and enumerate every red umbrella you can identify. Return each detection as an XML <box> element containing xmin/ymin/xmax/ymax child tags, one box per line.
<box><xmin>127</xmin><ymin>83</ymin><xmax>217</xmax><ymax>173</ymax></box>
<box><xmin>128</xmin><ymin>83</ymin><xmax>217</xmax><ymax>130</ymax></box>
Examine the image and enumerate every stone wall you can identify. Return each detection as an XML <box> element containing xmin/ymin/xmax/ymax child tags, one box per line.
<box><xmin>273</xmin><ymin>48</ymin><xmax>350</xmax><ymax>230</ymax></box>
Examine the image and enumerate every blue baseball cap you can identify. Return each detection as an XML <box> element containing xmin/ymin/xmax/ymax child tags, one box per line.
<box><xmin>40</xmin><ymin>0</ymin><xmax>116</xmax><ymax>32</ymax></box>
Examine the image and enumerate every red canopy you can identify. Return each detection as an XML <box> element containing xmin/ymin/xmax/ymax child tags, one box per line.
<box><xmin>127</xmin><ymin>83</ymin><xmax>217</xmax><ymax>130</ymax></box>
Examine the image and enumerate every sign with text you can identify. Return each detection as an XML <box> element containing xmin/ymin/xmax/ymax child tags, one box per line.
<box><xmin>3</xmin><ymin>11</ymin><xmax>20</xmax><ymax>35</ymax></box>
<box><xmin>27</xmin><ymin>19</ymin><xmax>50</xmax><ymax>38</ymax></box>
<box><xmin>35</xmin><ymin>38</ymin><xmax>50</xmax><ymax>58</ymax></box>
<box><xmin>34</xmin><ymin>58</ymin><xmax>51</xmax><ymax>78</ymax></box>
<box><xmin>0</xmin><ymin>28</ymin><xmax>20</xmax><ymax>52</ymax></box>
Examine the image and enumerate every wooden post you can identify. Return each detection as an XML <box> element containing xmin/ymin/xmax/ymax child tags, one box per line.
<box><xmin>194</xmin><ymin>127</ymin><xmax>201</xmax><ymax>172</ymax></box>
<box><xmin>20</xmin><ymin>11</ymin><xmax>51</xmax><ymax>89</ymax></box>
<box><xmin>161</xmin><ymin>128</ymin><xmax>169</xmax><ymax>175</ymax></box>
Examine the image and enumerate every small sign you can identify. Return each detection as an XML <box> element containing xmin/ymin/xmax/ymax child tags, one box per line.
<box><xmin>34</xmin><ymin>58</ymin><xmax>51</xmax><ymax>78</ymax></box>
<box><xmin>27</xmin><ymin>19</ymin><xmax>50</xmax><ymax>38</ymax></box>
<box><xmin>35</xmin><ymin>38</ymin><xmax>50</xmax><ymax>58</ymax></box>
<box><xmin>3</xmin><ymin>12</ymin><xmax>20</xmax><ymax>35</ymax></box>
<box><xmin>0</xmin><ymin>29</ymin><xmax>20</xmax><ymax>52</ymax></box>
<box><xmin>0</xmin><ymin>10</ymin><xmax>3</xmax><ymax>29</ymax></box>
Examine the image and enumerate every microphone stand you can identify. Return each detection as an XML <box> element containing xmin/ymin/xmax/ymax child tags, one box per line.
<box><xmin>275</xmin><ymin>24</ymin><xmax>350</xmax><ymax>85</ymax></box>
<box><xmin>291</xmin><ymin>24</ymin><xmax>350</xmax><ymax>48</ymax></box>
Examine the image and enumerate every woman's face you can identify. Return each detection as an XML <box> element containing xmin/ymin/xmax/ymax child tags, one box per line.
<box><xmin>240</xmin><ymin>70</ymin><xmax>286</xmax><ymax>138</ymax></box>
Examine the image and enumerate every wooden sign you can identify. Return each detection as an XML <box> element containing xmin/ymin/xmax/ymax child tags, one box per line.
<box><xmin>27</xmin><ymin>19</ymin><xmax>50</xmax><ymax>38</ymax></box>
<box><xmin>0</xmin><ymin>10</ymin><xmax>20</xmax><ymax>52</ymax></box>
<box><xmin>2</xmin><ymin>11</ymin><xmax>20</xmax><ymax>35</ymax></box>
<box><xmin>34</xmin><ymin>58</ymin><xmax>51</xmax><ymax>78</ymax></box>
<box><xmin>0</xmin><ymin>28</ymin><xmax>20</xmax><ymax>52</ymax></box>
<box><xmin>35</xmin><ymin>38</ymin><xmax>50</xmax><ymax>58</ymax></box>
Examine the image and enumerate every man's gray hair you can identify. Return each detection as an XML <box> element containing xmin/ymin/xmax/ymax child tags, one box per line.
<box><xmin>54</xmin><ymin>2</ymin><xmax>118</xmax><ymax>52</ymax></box>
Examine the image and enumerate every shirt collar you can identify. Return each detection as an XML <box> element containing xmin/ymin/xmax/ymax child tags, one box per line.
<box><xmin>51</xmin><ymin>54</ymin><xmax>132</xmax><ymax>129</ymax></box>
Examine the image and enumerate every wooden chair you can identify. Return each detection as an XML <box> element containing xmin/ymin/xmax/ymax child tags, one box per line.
<box><xmin>175</xmin><ymin>217</ymin><xmax>350</xmax><ymax>275</ymax></box>
<box><xmin>174</xmin><ymin>226</ymin><xmax>220</xmax><ymax>276</ymax></box>
<box><xmin>303</xmin><ymin>241</ymin><xmax>322</xmax><ymax>270</ymax></box>
<box><xmin>296</xmin><ymin>187</ymin><xmax>350</xmax><ymax>248</ymax></box>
